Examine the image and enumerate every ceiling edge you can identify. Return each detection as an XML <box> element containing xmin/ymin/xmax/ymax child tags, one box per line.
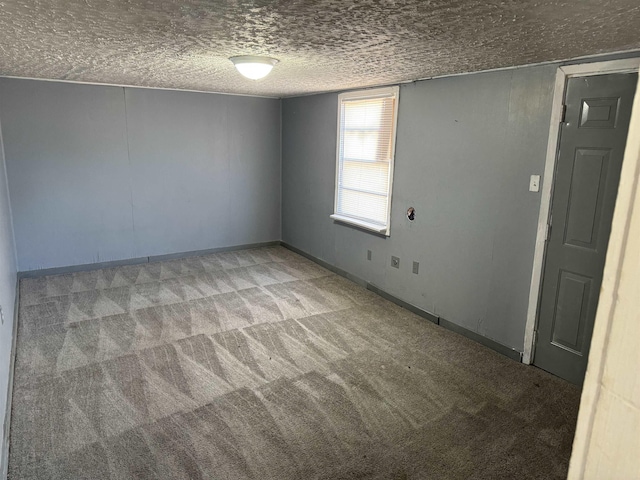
<box><xmin>281</xmin><ymin>48</ymin><xmax>640</xmax><ymax>99</ymax></box>
<box><xmin>0</xmin><ymin>75</ymin><xmax>280</xmax><ymax>99</ymax></box>
<box><xmin>0</xmin><ymin>48</ymin><xmax>638</xmax><ymax>100</ymax></box>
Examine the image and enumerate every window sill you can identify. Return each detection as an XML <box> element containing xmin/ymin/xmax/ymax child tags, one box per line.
<box><xmin>330</xmin><ymin>214</ymin><xmax>390</xmax><ymax>236</ymax></box>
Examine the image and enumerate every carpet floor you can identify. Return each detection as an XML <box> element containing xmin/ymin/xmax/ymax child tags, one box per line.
<box><xmin>9</xmin><ymin>246</ymin><xmax>580</xmax><ymax>479</ymax></box>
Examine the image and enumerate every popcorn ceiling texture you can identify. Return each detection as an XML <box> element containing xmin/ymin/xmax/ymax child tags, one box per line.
<box><xmin>0</xmin><ymin>0</ymin><xmax>639</xmax><ymax>97</ymax></box>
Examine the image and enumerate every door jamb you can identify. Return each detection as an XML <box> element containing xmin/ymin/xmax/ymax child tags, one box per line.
<box><xmin>522</xmin><ymin>58</ymin><xmax>640</xmax><ymax>365</ymax></box>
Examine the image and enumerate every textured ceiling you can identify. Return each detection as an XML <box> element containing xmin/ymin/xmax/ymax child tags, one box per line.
<box><xmin>0</xmin><ymin>1</ymin><xmax>639</xmax><ymax>97</ymax></box>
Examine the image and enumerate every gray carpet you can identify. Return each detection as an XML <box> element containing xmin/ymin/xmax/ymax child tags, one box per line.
<box><xmin>9</xmin><ymin>246</ymin><xmax>580</xmax><ymax>479</ymax></box>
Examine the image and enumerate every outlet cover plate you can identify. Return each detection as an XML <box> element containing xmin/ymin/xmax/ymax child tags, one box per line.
<box><xmin>391</xmin><ymin>256</ymin><xmax>400</xmax><ymax>268</ymax></box>
<box><xmin>367</xmin><ymin>250</ymin><xmax>372</xmax><ymax>261</ymax></box>
<box><xmin>413</xmin><ymin>261</ymin><xmax>419</xmax><ymax>274</ymax></box>
<box><xmin>529</xmin><ymin>174</ymin><xmax>541</xmax><ymax>192</ymax></box>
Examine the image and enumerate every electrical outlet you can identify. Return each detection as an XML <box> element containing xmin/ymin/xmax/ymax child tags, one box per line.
<box><xmin>391</xmin><ymin>256</ymin><xmax>400</xmax><ymax>269</ymax></box>
<box><xmin>529</xmin><ymin>175</ymin><xmax>541</xmax><ymax>192</ymax></box>
<box><xmin>412</xmin><ymin>261</ymin><xmax>419</xmax><ymax>275</ymax></box>
<box><xmin>367</xmin><ymin>250</ymin><xmax>372</xmax><ymax>261</ymax></box>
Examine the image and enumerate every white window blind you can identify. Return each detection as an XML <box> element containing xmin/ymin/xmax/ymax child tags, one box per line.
<box><xmin>332</xmin><ymin>87</ymin><xmax>399</xmax><ymax>235</ymax></box>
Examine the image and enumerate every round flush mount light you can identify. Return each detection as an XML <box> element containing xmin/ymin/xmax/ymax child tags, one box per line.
<box><xmin>229</xmin><ymin>56</ymin><xmax>278</xmax><ymax>80</ymax></box>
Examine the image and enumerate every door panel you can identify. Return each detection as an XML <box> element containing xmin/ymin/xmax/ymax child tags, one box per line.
<box><xmin>564</xmin><ymin>148</ymin><xmax>610</xmax><ymax>249</ymax></box>
<box><xmin>534</xmin><ymin>72</ymin><xmax>637</xmax><ymax>385</ymax></box>
<box><xmin>551</xmin><ymin>270</ymin><xmax>591</xmax><ymax>353</ymax></box>
<box><xmin>579</xmin><ymin>97</ymin><xmax>620</xmax><ymax>128</ymax></box>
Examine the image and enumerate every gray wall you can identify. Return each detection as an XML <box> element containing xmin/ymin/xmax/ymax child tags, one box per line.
<box><xmin>282</xmin><ymin>65</ymin><xmax>557</xmax><ymax>352</ymax></box>
<box><xmin>0</xmin><ymin>114</ymin><xmax>17</xmax><ymax>473</ymax></box>
<box><xmin>0</xmin><ymin>79</ymin><xmax>281</xmax><ymax>271</ymax></box>
<box><xmin>0</xmin><ymin>66</ymin><xmax>559</xmax><ymax>353</ymax></box>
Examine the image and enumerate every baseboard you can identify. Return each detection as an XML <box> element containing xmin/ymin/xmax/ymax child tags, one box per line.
<box><xmin>280</xmin><ymin>242</ymin><xmax>368</xmax><ymax>288</ymax></box>
<box><xmin>18</xmin><ymin>256</ymin><xmax>150</xmax><ymax>279</ymax></box>
<box><xmin>17</xmin><ymin>241</ymin><xmax>281</xmax><ymax>279</ymax></box>
<box><xmin>437</xmin><ymin>317</ymin><xmax>522</xmax><ymax>362</ymax></box>
<box><xmin>281</xmin><ymin>241</ymin><xmax>522</xmax><ymax>362</ymax></box>
<box><xmin>148</xmin><ymin>241</ymin><xmax>280</xmax><ymax>263</ymax></box>
<box><xmin>366</xmin><ymin>283</ymin><xmax>439</xmax><ymax>324</ymax></box>
<box><xmin>2</xmin><ymin>276</ymin><xmax>20</xmax><ymax>479</ymax></box>
<box><xmin>369</xmin><ymin>283</ymin><xmax>520</xmax><ymax>361</ymax></box>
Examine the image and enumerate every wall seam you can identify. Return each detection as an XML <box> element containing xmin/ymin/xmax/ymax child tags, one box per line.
<box><xmin>0</xmin><ymin>83</ymin><xmax>18</xmax><ymax>479</ymax></box>
<box><xmin>2</xmin><ymin>277</ymin><xmax>20</xmax><ymax>478</ymax></box>
<box><xmin>121</xmin><ymin>87</ymin><xmax>138</xmax><ymax>259</ymax></box>
<box><xmin>0</xmin><ymin>111</ymin><xmax>18</xmax><ymax>270</ymax></box>
<box><xmin>279</xmin><ymin>98</ymin><xmax>283</xmax><ymax>241</ymax></box>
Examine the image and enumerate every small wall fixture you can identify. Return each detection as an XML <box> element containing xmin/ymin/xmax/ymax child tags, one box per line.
<box><xmin>230</xmin><ymin>56</ymin><xmax>278</xmax><ymax>80</ymax></box>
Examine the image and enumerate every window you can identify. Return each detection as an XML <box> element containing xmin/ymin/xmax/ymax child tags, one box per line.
<box><xmin>331</xmin><ymin>86</ymin><xmax>399</xmax><ymax>236</ymax></box>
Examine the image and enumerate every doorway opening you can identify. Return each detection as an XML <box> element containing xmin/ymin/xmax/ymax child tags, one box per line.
<box><xmin>523</xmin><ymin>58</ymin><xmax>640</xmax><ymax>384</ymax></box>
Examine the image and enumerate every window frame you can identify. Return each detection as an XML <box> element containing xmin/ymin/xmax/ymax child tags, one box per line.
<box><xmin>331</xmin><ymin>86</ymin><xmax>400</xmax><ymax>236</ymax></box>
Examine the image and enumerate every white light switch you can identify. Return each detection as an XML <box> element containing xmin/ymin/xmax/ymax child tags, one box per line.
<box><xmin>529</xmin><ymin>175</ymin><xmax>540</xmax><ymax>192</ymax></box>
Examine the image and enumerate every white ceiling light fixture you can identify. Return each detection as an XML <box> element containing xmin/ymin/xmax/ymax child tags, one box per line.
<box><xmin>230</xmin><ymin>55</ymin><xmax>278</xmax><ymax>80</ymax></box>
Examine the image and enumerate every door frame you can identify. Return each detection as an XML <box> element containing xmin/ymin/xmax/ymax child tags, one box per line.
<box><xmin>522</xmin><ymin>58</ymin><xmax>640</xmax><ymax>365</ymax></box>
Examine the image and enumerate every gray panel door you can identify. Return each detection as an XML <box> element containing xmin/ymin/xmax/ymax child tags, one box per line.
<box><xmin>534</xmin><ymin>72</ymin><xmax>637</xmax><ymax>385</ymax></box>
